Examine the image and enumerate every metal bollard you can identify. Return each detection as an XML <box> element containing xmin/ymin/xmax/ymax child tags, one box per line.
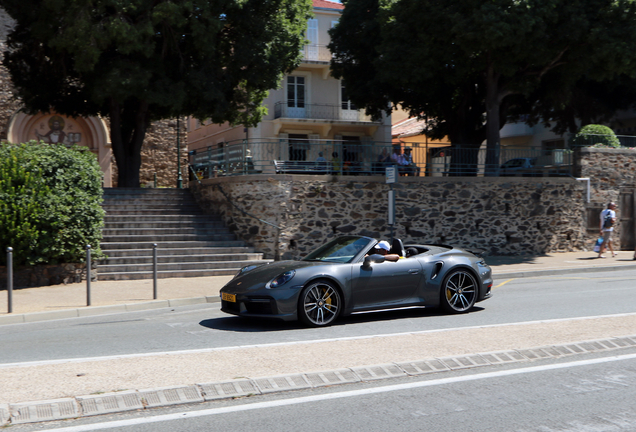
<box><xmin>153</xmin><ymin>244</ymin><xmax>158</xmax><ymax>299</ymax></box>
<box><xmin>6</xmin><ymin>247</ymin><xmax>13</xmax><ymax>314</ymax></box>
<box><xmin>86</xmin><ymin>245</ymin><xmax>91</xmax><ymax>306</ymax></box>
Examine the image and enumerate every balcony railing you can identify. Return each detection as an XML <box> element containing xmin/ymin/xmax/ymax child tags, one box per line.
<box><xmin>301</xmin><ymin>44</ymin><xmax>332</xmax><ymax>63</ymax></box>
<box><xmin>273</xmin><ymin>102</ymin><xmax>378</xmax><ymax>123</ymax></box>
<box><xmin>188</xmin><ymin>139</ymin><xmax>575</xmax><ymax>180</ymax></box>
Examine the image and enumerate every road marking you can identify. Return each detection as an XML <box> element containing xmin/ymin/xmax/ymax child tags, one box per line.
<box><xmin>37</xmin><ymin>352</ymin><xmax>636</xmax><ymax>432</ymax></box>
<box><xmin>494</xmin><ymin>279</ymin><xmax>514</xmax><ymax>289</ymax></box>
<box><xmin>3</xmin><ymin>311</ymin><xmax>636</xmax><ymax>369</ymax></box>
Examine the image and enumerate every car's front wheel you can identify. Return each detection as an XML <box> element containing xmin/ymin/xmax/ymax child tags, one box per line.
<box><xmin>440</xmin><ymin>269</ymin><xmax>477</xmax><ymax>313</ymax></box>
<box><xmin>299</xmin><ymin>280</ymin><xmax>341</xmax><ymax>327</ymax></box>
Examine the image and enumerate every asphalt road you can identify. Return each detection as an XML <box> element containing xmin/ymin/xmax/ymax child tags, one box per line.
<box><xmin>2</xmin><ymin>270</ymin><xmax>636</xmax><ymax>431</ymax></box>
<box><xmin>1</xmin><ymin>271</ymin><xmax>635</xmax><ymax>364</ymax></box>
<box><xmin>7</xmin><ymin>350</ymin><xmax>636</xmax><ymax>432</ymax></box>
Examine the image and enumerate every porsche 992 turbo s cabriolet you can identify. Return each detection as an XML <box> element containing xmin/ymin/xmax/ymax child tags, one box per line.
<box><xmin>220</xmin><ymin>235</ymin><xmax>493</xmax><ymax>327</ymax></box>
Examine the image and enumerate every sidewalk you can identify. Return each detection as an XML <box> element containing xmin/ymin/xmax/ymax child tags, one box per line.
<box><xmin>1</xmin><ymin>251</ymin><xmax>636</xmax><ymax>425</ymax></box>
<box><xmin>1</xmin><ymin>251</ymin><xmax>636</xmax><ymax>323</ymax></box>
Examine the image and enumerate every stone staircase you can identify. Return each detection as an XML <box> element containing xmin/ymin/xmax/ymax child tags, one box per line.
<box><xmin>98</xmin><ymin>188</ymin><xmax>269</xmax><ymax>280</ymax></box>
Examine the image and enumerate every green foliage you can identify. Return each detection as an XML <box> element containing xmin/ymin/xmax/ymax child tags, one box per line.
<box><xmin>3</xmin><ymin>0</ymin><xmax>312</xmax><ymax>187</ymax></box>
<box><xmin>571</xmin><ymin>124</ymin><xmax>620</xmax><ymax>148</ymax></box>
<box><xmin>330</xmin><ymin>0</ymin><xmax>636</xmax><ymax>150</ymax></box>
<box><xmin>0</xmin><ymin>142</ymin><xmax>105</xmax><ymax>267</ymax></box>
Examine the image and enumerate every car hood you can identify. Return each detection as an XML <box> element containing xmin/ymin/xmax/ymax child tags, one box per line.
<box><xmin>223</xmin><ymin>260</ymin><xmax>333</xmax><ymax>293</ymax></box>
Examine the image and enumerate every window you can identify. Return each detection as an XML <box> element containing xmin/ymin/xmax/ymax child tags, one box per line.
<box><xmin>287</xmin><ymin>76</ymin><xmax>305</xmax><ymax>108</ymax></box>
<box><xmin>341</xmin><ymin>84</ymin><xmax>356</xmax><ymax>110</ymax></box>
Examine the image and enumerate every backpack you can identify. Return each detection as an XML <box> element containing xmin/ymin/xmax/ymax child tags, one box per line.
<box><xmin>603</xmin><ymin>212</ymin><xmax>614</xmax><ymax>229</ymax></box>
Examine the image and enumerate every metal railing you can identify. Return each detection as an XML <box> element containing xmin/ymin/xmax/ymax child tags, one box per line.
<box><xmin>187</xmin><ymin>139</ymin><xmax>577</xmax><ymax>180</ymax></box>
<box><xmin>300</xmin><ymin>44</ymin><xmax>332</xmax><ymax>63</ymax></box>
<box><xmin>3</xmin><ymin>245</ymin><xmax>161</xmax><ymax>313</ymax></box>
<box><xmin>273</xmin><ymin>102</ymin><xmax>378</xmax><ymax>123</ymax></box>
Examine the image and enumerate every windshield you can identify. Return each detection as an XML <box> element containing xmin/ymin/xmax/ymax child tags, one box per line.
<box><xmin>302</xmin><ymin>236</ymin><xmax>374</xmax><ymax>263</ymax></box>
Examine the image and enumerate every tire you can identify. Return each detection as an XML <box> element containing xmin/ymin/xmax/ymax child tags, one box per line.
<box><xmin>440</xmin><ymin>269</ymin><xmax>478</xmax><ymax>314</ymax></box>
<box><xmin>298</xmin><ymin>280</ymin><xmax>341</xmax><ymax>327</ymax></box>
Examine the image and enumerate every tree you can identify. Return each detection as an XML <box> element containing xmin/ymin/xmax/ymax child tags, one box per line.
<box><xmin>3</xmin><ymin>0</ymin><xmax>312</xmax><ymax>187</ymax></box>
<box><xmin>330</xmin><ymin>0</ymin><xmax>636</xmax><ymax>174</ymax></box>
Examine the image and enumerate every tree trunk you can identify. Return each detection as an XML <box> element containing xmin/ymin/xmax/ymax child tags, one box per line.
<box><xmin>109</xmin><ymin>98</ymin><xmax>149</xmax><ymax>188</ymax></box>
<box><xmin>485</xmin><ymin>65</ymin><xmax>501</xmax><ymax>176</ymax></box>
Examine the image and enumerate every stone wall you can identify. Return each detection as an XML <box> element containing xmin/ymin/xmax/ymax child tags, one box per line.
<box><xmin>192</xmin><ymin>175</ymin><xmax>588</xmax><ymax>260</ymax></box>
<box><xmin>0</xmin><ymin>262</ymin><xmax>96</xmax><ymax>289</ymax></box>
<box><xmin>574</xmin><ymin>147</ymin><xmax>636</xmax><ymax>249</ymax></box>
<box><xmin>110</xmin><ymin>118</ymin><xmax>188</xmax><ymax>188</ymax></box>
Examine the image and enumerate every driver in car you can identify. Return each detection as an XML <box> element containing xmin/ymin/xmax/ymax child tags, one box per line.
<box><xmin>372</xmin><ymin>240</ymin><xmax>401</xmax><ymax>262</ymax></box>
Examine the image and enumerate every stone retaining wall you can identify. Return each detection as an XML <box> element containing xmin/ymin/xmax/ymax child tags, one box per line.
<box><xmin>0</xmin><ymin>263</ymin><xmax>96</xmax><ymax>290</ymax></box>
<box><xmin>192</xmin><ymin>175</ymin><xmax>588</xmax><ymax>260</ymax></box>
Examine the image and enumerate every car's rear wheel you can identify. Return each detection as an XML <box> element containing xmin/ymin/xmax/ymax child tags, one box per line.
<box><xmin>299</xmin><ymin>280</ymin><xmax>341</xmax><ymax>327</ymax></box>
<box><xmin>440</xmin><ymin>269</ymin><xmax>477</xmax><ymax>313</ymax></box>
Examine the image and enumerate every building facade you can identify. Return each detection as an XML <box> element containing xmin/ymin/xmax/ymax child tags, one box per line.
<box><xmin>187</xmin><ymin>0</ymin><xmax>392</xmax><ymax>177</ymax></box>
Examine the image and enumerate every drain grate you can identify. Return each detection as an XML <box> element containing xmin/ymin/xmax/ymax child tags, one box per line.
<box><xmin>254</xmin><ymin>374</ymin><xmax>311</xmax><ymax>393</ymax></box>
<box><xmin>305</xmin><ymin>369</ymin><xmax>360</xmax><ymax>387</ymax></box>
<box><xmin>9</xmin><ymin>399</ymin><xmax>79</xmax><ymax>424</ymax></box>
<box><xmin>199</xmin><ymin>379</ymin><xmax>260</xmax><ymax>401</ymax></box>
<box><xmin>77</xmin><ymin>391</ymin><xmax>143</xmax><ymax>416</ymax></box>
<box><xmin>139</xmin><ymin>386</ymin><xmax>203</xmax><ymax>408</ymax></box>
<box><xmin>439</xmin><ymin>354</ymin><xmax>489</xmax><ymax>369</ymax></box>
<box><xmin>397</xmin><ymin>359</ymin><xmax>450</xmax><ymax>375</ymax></box>
<box><xmin>351</xmin><ymin>364</ymin><xmax>406</xmax><ymax>381</ymax></box>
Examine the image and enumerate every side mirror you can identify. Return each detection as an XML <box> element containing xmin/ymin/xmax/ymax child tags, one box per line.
<box><xmin>362</xmin><ymin>254</ymin><xmax>385</xmax><ymax>269</ymax></box>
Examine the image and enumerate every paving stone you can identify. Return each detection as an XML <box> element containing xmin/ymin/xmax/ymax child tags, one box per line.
<box><xmin>138</xmin><ymin>386</ymin><xmax>203</xmax><ymax>408</ymax></box>
<box><xmin>439</xmin><ymin>355</ymin><xmax>489</xmax><ymax>369</ymax></box>
<box><xmin>10</xmin><ymin>398</ymin><xmax>79</xmax><ymax>424</ymax></box>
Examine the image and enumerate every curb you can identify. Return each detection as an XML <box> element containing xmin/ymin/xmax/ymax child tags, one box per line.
<box><xmin>0</xmin><ymin>296</ymin><xmax>220</xmax><ymax>326</ymax></box>
<box><xmin>493</xmin><ymin>263</ymin><xmax>636</xmax><ymax>280</ymax></box>
<box><xmin>2</xmin><ymin>334</ymin><xmax>636</xmax><ymax>426</ymax></box>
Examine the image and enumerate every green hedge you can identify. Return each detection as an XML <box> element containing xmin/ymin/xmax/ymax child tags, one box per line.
<box><xmin>0</xmin><ymin>141</ymin><xmax>105</xmax><ymax>267</ymax></box>
<box><xmin>571</xmin><ymin>124</ymin><xmax>620</xmax><ymax>148</ymax></box>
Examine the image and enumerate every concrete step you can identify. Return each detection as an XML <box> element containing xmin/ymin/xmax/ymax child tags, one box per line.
<box><xmin>97</xmin><ymin>259</ymin><xmax>269</xmax><ymax>273</ymax></box>
<box><xmin>100</xmin><ymin>247</ymin><xmax>257</xmax><ymax>257</ymax></box>
<box><xmin>102</xmin><ymin>227</ymin><xmax>231</xmax><ymax>236</ymax></box>
<box><xmin>101</xmin><ymin>233</ymin><xmax>236</xmax><ymax>243</ymax></box>
<box><xmin>103</xmin><ymin>215</ymin><xmax>223</xmax><ymax>223</ymax></box>
<box><xmin>99</xmin><ymin>253</ymin><xmax>264</xmax><ymax>265</ymax></box>
<box><xmin>103</xmin><ymin>209</ymin><xmax>206</xmax><ymax>216</ymax></box>
<box><xmin>103</xmin><ymin>221</ymin><xmax>226</xmax><ymax>230</ymax></box>
<box><xmin>100</xmin><ymin>240</ymin><xmax>248</xmax><ymax>250</ymax></box>
<box><xmin>99</xmin><ymin>187</ymin><xmax>268</xmax><ymax>281</ymax></box>
<box><xmin>96</xmin><ymin>268</ymin><xmax>242</xmax><ymax>281</ymax></box>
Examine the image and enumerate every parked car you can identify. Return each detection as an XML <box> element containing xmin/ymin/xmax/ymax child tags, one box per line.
<box><xmin>220</xmin><ymin>235</ymin><xmax>493</xmax><ymax>327</ymax></box>
<box><xmin>499</xmin><ymin>157</ymin><xmax>536</xmax><ymax>176</ymax></box>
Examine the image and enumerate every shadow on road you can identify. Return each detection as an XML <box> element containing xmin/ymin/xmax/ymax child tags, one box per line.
<box><xmin>199</xmin><ymin>306</ymin><xmax>485</xmax><ymax>332</ymax></box>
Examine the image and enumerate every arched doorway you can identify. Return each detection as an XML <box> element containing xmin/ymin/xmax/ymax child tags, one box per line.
<box><xmin>6</xmin><ymin>112</ymin><xmax>113</xmax><ymax>187</ymax></box>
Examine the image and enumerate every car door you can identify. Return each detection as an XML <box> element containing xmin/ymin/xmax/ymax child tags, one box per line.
<box><xmin>350</xmin><ymin>258</ymin><xmax>423</xmax><ymax>309</ymax></box>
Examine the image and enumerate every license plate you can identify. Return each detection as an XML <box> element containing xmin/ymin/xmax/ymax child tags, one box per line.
<box><xmin>222</xmin><ymin>293</ymin><xmax>236</xmax><ymax>302</ymax></box>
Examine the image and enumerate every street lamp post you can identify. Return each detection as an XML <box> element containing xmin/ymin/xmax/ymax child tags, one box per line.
<box><xmin>177</xmin><ymin>117</ymin><xmax>183</xmax><ymax>189</ymax></box>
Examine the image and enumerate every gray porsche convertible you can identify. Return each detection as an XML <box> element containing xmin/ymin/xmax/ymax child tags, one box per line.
<box><xmin>220</xmin><ymin>235</ymin><xmax>493</xmax><ymax>327</ymax></box>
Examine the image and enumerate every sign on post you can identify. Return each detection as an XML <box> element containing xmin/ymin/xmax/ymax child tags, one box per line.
<box><xmin>385</xmin><ymin>166</ymin><xmax>397</xmax><ymax>184</ymax></box>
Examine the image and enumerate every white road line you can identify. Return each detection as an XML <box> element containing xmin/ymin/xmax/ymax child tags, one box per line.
<box><xmin>37</xmin><ymin>352</ymin><xmax>636</xmax><ymax>432</ymax></box>
<box><xmin>3</xmin><ymin>312</ymin><xmax>636</xmax><ymax>369</ymax></box>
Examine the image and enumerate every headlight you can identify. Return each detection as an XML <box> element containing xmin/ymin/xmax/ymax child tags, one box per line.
<box><xmin>268</xmin><ymin>270</ymin><xmax>295</xmax><ymax>288</ymax></box>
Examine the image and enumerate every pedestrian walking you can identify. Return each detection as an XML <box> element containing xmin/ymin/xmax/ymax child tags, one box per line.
<box><xmin>598</xmin><ymin>202</ymin><xmax>617</xmax><ymax>258</ymax></box>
